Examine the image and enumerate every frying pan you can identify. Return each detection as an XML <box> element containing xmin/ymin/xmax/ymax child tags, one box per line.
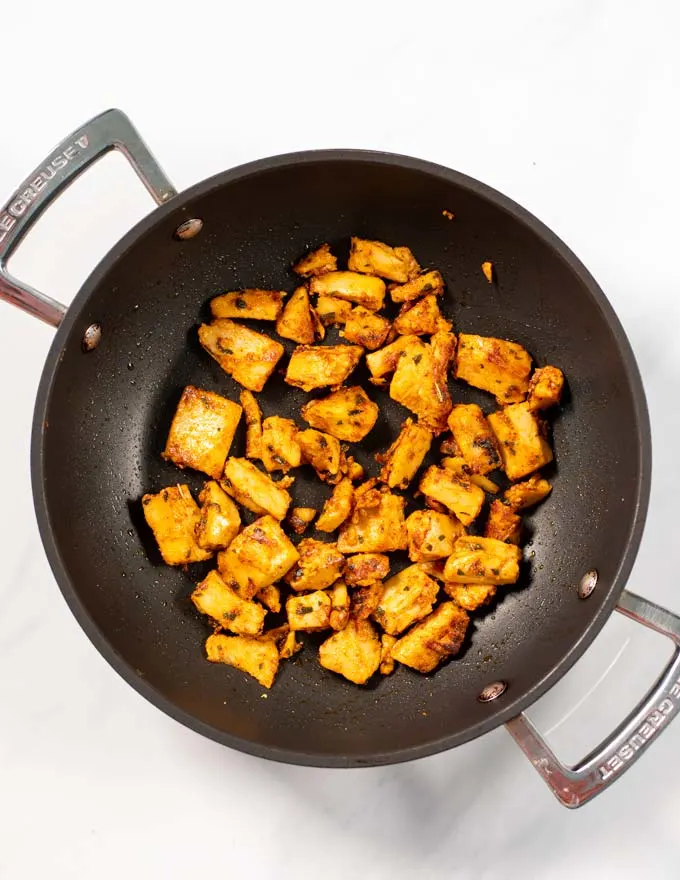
<box><xmin>2</xmin><ymin>109</ymin><xmax>678</xmax><ymax>809</ymax></box>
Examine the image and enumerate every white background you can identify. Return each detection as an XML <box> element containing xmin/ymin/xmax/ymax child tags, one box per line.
<box><xmin>1</xmin><ymin>2</ymin><xmax>680</xmax><ymax>877</ymax></box>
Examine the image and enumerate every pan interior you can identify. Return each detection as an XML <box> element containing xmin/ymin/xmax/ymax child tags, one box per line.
<box><xmin>35</xmin><ymin>155</ymin><xmax>649</xmax><ymax>765</ymax></box>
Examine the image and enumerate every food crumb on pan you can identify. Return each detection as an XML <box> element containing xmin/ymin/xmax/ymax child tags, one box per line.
<box><xmin>442</xmin><ymin>209</ymin><xmax>455</xmax><ymax>220</ymax></box>
<box><xmin>481</xmin><ymin>260</ymin><xmax>494</xmax><ymax>283</ymax></box>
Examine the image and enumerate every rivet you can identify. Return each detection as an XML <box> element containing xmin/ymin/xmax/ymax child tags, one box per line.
<box><xmin>578</xmin><ymin>569</ymin><xmax>599</xmax><ymax>599</ymax></box>
<box><xmin>174</xmin><ymin>218</ymin><xmax>203</xmax><ymax>240</ymax></box>
<box><xmin>82</xmin><ymin>323</ymin><xmax>102</xmax><ymax>352</ymax></box>
<box><xmin>478</xmin><ymin>680</ymin><xmax>507</xmax><ymax>703</ymax></box>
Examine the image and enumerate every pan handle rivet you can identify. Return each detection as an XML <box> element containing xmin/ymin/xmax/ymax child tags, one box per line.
<box><xmin>478</xmin><ymin>681</ymin><xmax>507</xmax><ymax>703</ymax></box>
<box><xmin>174</xmin><ymin>218</ymin><xmax>203</xmax><ymax>240</ymax></box>
<box><xmin>82</xmin><ymin>323</ymin><xmax>102</xmax><ymax>352</ymax></box>
<box><xmin>578</xmin><ymin>569</ymin><xmax>599</xmax><ymax>599</ymax></box>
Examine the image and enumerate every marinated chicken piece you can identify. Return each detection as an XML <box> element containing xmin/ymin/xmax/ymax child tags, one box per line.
<box><xmin>352</xmin><ymin>478</ymin><xmax>383</xmax><ymax>511</ymax></box>
<box><xmin>310</xmin><ymin>306</ymin><xmax>326</xmax><ymax>342</ymax></box>
<box><xmin>301</xmin><ymin>386</ymin><xmax>379</xmax><ymax>442</ymax></box>
<box><xmin>352</xmin><ymin>582</ymin><xmax>385</xmax><ymax>620</ymax></box>
<box><xmin>239</xmin><ymin>390</ymin><xmax>263</xmax><ymax>459</ymax></box>
<box><xmin>163</xmin><ymin>385</ymin><xmax>242</xmax><ymax>479</ymax></box>
<box><xmin>319</xmin><ymin>618</ymin><xmax>381</xmax><ymax>685</ymax></box>
<box><xmin>257</xmin><ymin>583</ymin><xmax>282</xmax><ymax>613</ymax></box>
<box><xmin>196</xmin><ymin>480</ymin><xmax>241</xmax><ymax>551</ymax></box>
<box><xmin>285</xmin><ymin>344</ymin><xmax>363</xmax><ymax>392</ymax></box>
<box><xmin>440</xmin><ymin>456</ymin><xmax>498</xmax><ymax>493</ymax></box>
<box><xmin>481</xmin><ymin>261</ymin><xmax>494</xmax><ymax>284</ymax></box>
<box><xmin>527</xmin><ymin>365</ymin><xmax>565</xmax><ymax>411</ymax></box>
<box><xmin>418</xmin><ymin>466</ymin><xmax>485</xmax><ymax>527</ymax></box>
<box><xmin>309</xmin><ymin>271</ymin><xmax>386</xmax><ymax>311</ymax></box>
<box><xmin>192</xmin><ymin>570</ymin><xmax>266</xmax><ymax>636</ymax></box>
<box><xmin>376</xmin><ymin>419</ymin><xmax>432</xmax><ymax>489</ymax></box>
<box><xmin>275</xmin><ymin>286</ymin><xmax>315</xmax><ymax>344</ymax></box>
<box><xmin>389</xmin><ymin>269</ymin><xmax>445</xmax><ymax>304</ymax></box>
<box><xmin>390</xmin><ymin>333</ymin><xmax>455</xmax><ymax>434</ymax></box>
<box><xmin>316</xmin><ymin>478</ymin><xmax>354</xmax><ymax>532</ymax></box>
<box><xmin>287</xmin><ymin>590</ymin><xmax>332</xmax><ymax>632</ymax></box>
<box><xmin>285</xmin><ymin>538</ymin><xmax>345</xmax><ymax>591</ymax></box>
<box><xmin>345</xmin><ymin>456</ymin><xmax>365</xmax><ymax>482</ymax></box>
<box><xmin>455</xmin><ymin>334</ymin><xmax>531</xmax><ymax>405</ymax></box>
<box><xmin>470</xmin><ymin>473</ymin><xmax>500</xmax><ymax>494</ymax></box>
<box><xmin>210</xmin><ymin>289</ymin><xmax>285</xmax><ymax>321</ymax></box>
<box><xmin>405</xmin><ymin>509</ymin><xmax>465</xmax><ymax>562</ymax></box>
<box><xmin>440</xmin><ymin>435</ymin><xmax>461</xmax><ymax>457</ymax></box>
<box><xmin>443</xmin><ymin>536</ymin><xmax>521</xmax><ymax>585</ymax></box>
<box><xmin>504</xmin><ymin>474</ymin><xmax>553</xmax><ymax>510</ymax></box>
<box><xmin>365</xmin><ymin>334</ymin><xmax>419</xmax><ymax>384</ymax></box>
<box><xmin>447</xmin><ymin>404</ymin><xmax>501</xmax><ymax>475</ymax></box>
<box><xmin>392</xmin><ymin>294</ymin><xmax>452</xmax><ymax>336</ymax></box>
<box><xmin>261</xmin><ymin>416</ymin><xmax>302</xmax><ymax>473</ymax></box>
<box><xmin>205</xmin><ymin>632</ymin><xmax>280</xmax><ymax>688</ymax></box>
<box><xmin>293</xmin><ymin>242</ymin><xmax>338</xmax><ymax>277</ymax></box>
<box><xmin>198</xmin><ymin>318</ymin><xmax>284</xmax><ymax>392</ymax></box>
<box><xmin>488</xmin><ymin>403</ymin><xmax>553</xmax><ymax>481</ymax></box>
<box><xmin>315</xmin><ymin>295</ymin><xmax>353</xmax><ymax>325</ymax></box>
<box><xmin>279</xmin><ymin>629</ymin><xmax>303</xmax><ymax>659</ymax></box>
<box><xmin>373</xmin><ymin>565</ymin><xmax>439</xmax><ymax>635</ymax></box>
<box><xmin>223</xmin><ymin>458</ymin><xmax>292</xmax><ymax>520</ymax></box>
<box><xmin>297</xmin><ymin>428</ymin><xmax>342</xmax><ymax>482</ymax></box>
<box><xmin>341</xmin><ymin>306</ymin><xmax>391</xmax><ymax>350</ymax></box>
<box><xmin>217</xmin><ymin>515</ymin><xmax>299</xmax><ymax>598</ymax></box>
<box><xmin>344</xmin><ymin>553</ymin><xmax>390</xmax><ymax>587</ymax></box>
<box><xmin>329</xmin><ymin>580</ymin><xmax>350</xmax><ymax>631</ymax></box>
<box><xmin>337</xmin><ymin>491</ymin><xmax>408</xmax><ymax>553</ymax></box>
<box><xmin>142</xmin><ymin>484</ymin><xmax>212</xmax><ymax>566</ymax></box>
<box><xmin>391</xmin><ymin>602</ymin><xmax>470</xmax><ymax>673</ymax></box>
<box><xmin>443</xmin><ymin>583</ymin><xmax>497</xmax><ymax>612</ymax></box>
<box><xmin>379</xmin><ymin>634</ymin><xmax>398</xmax><ymax>675</ymax></box>
<box><xmin>348</xmin><ymin>237</ymin><xmax>420</xmax><ymax>283</ymax></box>
<box><xmin>287</xmin><ymin>506</ymin><xmax>317</xmax><ymax>535</ymax></box>
<box><xmin>485</xmin><ymin>500</ymin><xmax>522</xmax><ymax>544</ymax></box>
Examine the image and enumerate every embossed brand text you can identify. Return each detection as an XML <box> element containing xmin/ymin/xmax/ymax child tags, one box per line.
<box><xmin>0</xmin><ymin>136</ymin><xmax>90</xmax><ymax>247</ymax></box>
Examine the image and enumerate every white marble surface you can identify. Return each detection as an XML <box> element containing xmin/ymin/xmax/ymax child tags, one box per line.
<box><xmin>2</xmin><ymin>2</ymin><xmax>680</xmax><ymax>877</ymax></box>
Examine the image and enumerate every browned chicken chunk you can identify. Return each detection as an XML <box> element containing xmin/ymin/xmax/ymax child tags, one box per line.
<box><xmin>447</xmin><ymin>403</ymin><xmax>501</xmax><ymax>475</ymax></box>
<box><xmin>443</xmin><ymin>536</ymin><xmax>521</xmax><ymax>585</ymax></box>
<box><xmin>341</xmin><ymin>306</ymin><xmax>391</xmax><ymax>350</ymax></box>
<box><xmin>419</xmin><ymin>466</ymin><xmax>484</xmax><ymax>527</ymax></box>
<box><xmin>142</xmin><ymin>484</ymin><xmax>212</xmax><ymax>566</ymax></box>
<box><xmin>240</xmin><ymin>390</ymin><xmax>263</xmax><ymax>459</ymax></box>
<box><xmin>365</xmin><ymin>334</ymin><xmax>419</xmax><ymax>384</ymax></box>
<box><xmin>314</xmin><ymin>294</ymin><xmax>353</xmax><ymax>325</ymax></box>
<box><xmin>163</xmin><ymin>386</ymin><xmax>242</xmax><ymax>479</ymax></box>
<box><xmin>316</xmin><ymin>478</ymin><xmax>354</xmax><ymax>532</ymax></box>
<box><xmin>329</xmin><ymin>580</ymin><xmax>351</xmax><ymax>631</ymax></box>
<box><xmin>373</xmin><ymin>565</ymin><xmax>440</xmax><ymax>635</ymax></box>
<box><xmin>405</xmin><ymin>509</ymin><xmax>465</xmax><ymax>562</ymax></box>
<box><xmin>196</xmin><ymin>480</ymin><xmax>241</xmax><ymax>551</ymax></box>
<box><xmin>377</xmin><ymin>419</ymin><xmax>433</xmax><ymax>489</ymax></box>
<box><xmin>390</xmin><ymin>602</ymin><xmax>469</xmax><ymax>673</ymax></box>
<box><xmin>379</xmin><ymin>633</ymin><xmax>398</xmax><ymax>675</ymax></box>
<box><xmin>198</xmin><ymin>318</ymin><xmax>284</xmax><ymax>392</ymax></box>
<box><xmin>392</xmin><ymin>294</ymin><xmax>452</xmax><ymax>336</ymax></box>
<box><xmin>287</xmin><ymin>506</ymin><xmax>317</xmax><ymax>535</ymax></box>
<box><xmin>223</xmin><ymin>458</ymin><xmax>292</xmax><ymax>520</ymax></box>
<box><xmin>527</xmin><ymin>365</ymin><xmax>564</xmax><ymax>411</ymax></box>
<box><xmin>337</xmin><ymin>490</ymin><xmax>408</xmax><ymax>553</ymax></box>
<box><xmin>348</xmin><ymin>237</ymin><xmax>420</xmax><ymax>283</ymax></box>
<box><xmin>455</xmin><ymin>334</ymin><xmax>531</xmax><ymax>405</ymax></box>
<box><xmin>217</xmin><ymin>515</ymin><xmax>299</xmax><ymax>598</ymax></box>
<box><xmin>309</xmin><ymin>271</ymin><xmax>386</xmax><ymax>311</ymax></box>
<box><xmin>389</xmin><ymin>333</ymin><xmax>455</xmax><ymax>434</ymax></box>
<box><xmin>192</xmin><ymin>570</ymin><xmax>266</xmax><ymax>635</ymax></box>
<box><xmin>276</xmin><ymin>286</ymin><xmax>316</xmax><ymax>344</ymax></box>
<box><xmin>319</xmin><ymin>618</ymin><xmax>381</xmax><ymax>684</ymax></box>
<box><xmin>297</xmin><ymin>428</ymin><xmax>343</xmax><ymax>482</ymax></box>
<box><xmin>261</xmin><ymin>416</ymin><xmax>302</xmax><ymax>473</ymax></box>
<box><xmin>206</xmin><ymin>632</ymin><xmax>280</xmax><ymax>688</ymax></box>
<box><xmin>293</xmin><ymin>242</ymin><xmax>338</xmax><ymax>277</ymax></box>
<box><xmin>210</xmin><ymin>289</ymin><xmax>285</xmax><ymax>321</ymax></box>
<box><xmin>287</xmin><ymin>590</ymin><xmax>332</xmax><ymax>632</ymax></box>
<box><xmin>488</xmin><ymin>403</ymin><xmax>553</xmax><ymax>481</ymax></box>
<box><xmin>285</xmin><ymin>538</ymin><xmax>345</xmax><ymax>592</ymax></box>
<box><xmin>504</xmin><ymin>474</ymin><xmax>552</xmax><ymax>510</ymax></box>
<box><xmin>443</xmin><ymin>583</ymin><xmax>497</xmax><ymax>611</ymax></box>
<box><xmin>301</xmin><ymin>386</ymin><xmax>379</xmax><ymax>442</ymax></box>
<box><xmin>389</xmin><ymin>269</ymin><xmax>444</xmax><ymax>303</ymax></box>
<box><xmin>485</xmin><ymin>500</ymin><xmax>522</xmax><ymax>544</ymax></box>
<box><xmin>344</xmin><ymin>553</ymin><xmax>390</xmax><ymax>587</ymax></box>
<box><xmin>285</xmin><ymin>344</ymin><xmax>363</xmax><ymax>392</ymax></box>
<box><xmin>351</xmin><ymin>582</ymin><xmax>385</xmax><ymax>620</ymax></box>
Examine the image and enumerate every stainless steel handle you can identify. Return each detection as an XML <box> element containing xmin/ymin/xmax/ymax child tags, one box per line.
<box><xmin>0</xmin><ymin>108</ymin><xmax>177</xmax><ymax>327</ymax></box>
<box><xmin>506</xmin><ymin>590</ymin><xmax>680</xmax><ymax>808</ymax></box>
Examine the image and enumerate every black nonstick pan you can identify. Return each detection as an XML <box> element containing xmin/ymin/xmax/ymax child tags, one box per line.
<box><xmin>2</xmin><ymin>109</ymin><xmax>678</xmax><ymax>808</ymax></box>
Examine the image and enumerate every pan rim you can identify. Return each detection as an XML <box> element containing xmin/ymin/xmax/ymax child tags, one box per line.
<box><xmin>30</xmin><ymin>148</ymin><xmax>652</xmax><ymax>767</ymax></box>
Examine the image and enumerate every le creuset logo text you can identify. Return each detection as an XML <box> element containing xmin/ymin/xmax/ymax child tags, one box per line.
<box><xmin>598</xmin><ymin>675</ymin><xmax>680</xmax><ymax>780</ymax></box>
<box><xmin>0</xmin><ymin>135</ymin><xmax>90</xmax><ymax>246</ymax></box>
